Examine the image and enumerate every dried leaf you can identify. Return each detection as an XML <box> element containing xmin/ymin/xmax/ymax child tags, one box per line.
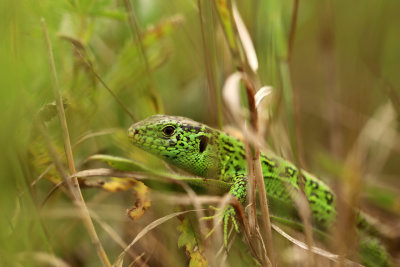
<box><xmin>222</xmin><ymin>71</ymin><xmax>243</xmax><ymax>119</ymax></box>
<box><xmin>87</xmin><ymin>176</ymin><xmax>151</xmax><ymax>221</ymax></box>
<box><xmin>255</xmin><ymin>86</ymin><xmax>273</xmax><ymax>107</ymax></box>
<box><xmin>37</xmin><ymin>99</ymin><xmax>69</xmax><ymax>123</ymax></box>
<box><xmin>127</xmin><ymin>181</ymin><xmax>151</xmax><ymax>221</ymax></box>
<box><xmin>100</xmin><ymin>177</ymin><xmax>136</xmax><ymax>192</ymax></box>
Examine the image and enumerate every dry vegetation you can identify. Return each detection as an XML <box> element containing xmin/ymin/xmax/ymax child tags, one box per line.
<box><xmin>1</xmin><ymin>0</ymin><xmax>400</xmax><ymax>266</ymax></box>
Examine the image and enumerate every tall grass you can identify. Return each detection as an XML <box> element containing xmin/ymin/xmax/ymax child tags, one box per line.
<box><xmin>1</xmin><ymin>0</ymin><xmax>399</xmax><ymax>266</ymax></box>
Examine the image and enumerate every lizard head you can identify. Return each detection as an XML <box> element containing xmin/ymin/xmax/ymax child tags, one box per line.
<box><xmin>128</xmin><ymin>115</ymin><xmax>220</xmax><ymax>177</ymax></box>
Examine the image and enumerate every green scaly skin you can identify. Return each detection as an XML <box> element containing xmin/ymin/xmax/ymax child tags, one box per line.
<box><xmin>128</xmin><ymin>115</ymin><xmax>390</xmax><ymax>265</ymax></box>
<box><xmin>128</xmin><ymin>115</ymin><xmax>335</xmax><ymax>227</ymax></box>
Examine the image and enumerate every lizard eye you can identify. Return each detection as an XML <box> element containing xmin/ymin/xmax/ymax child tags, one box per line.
<box><xmin>162</xmin><ymin>126</ymin><xmax>175</xmax><ymax>136</ymax></box>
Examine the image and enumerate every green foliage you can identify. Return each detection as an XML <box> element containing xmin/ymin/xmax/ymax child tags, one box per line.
<box><xmin>88</xmin><ymin>154</ymin><xmax>148</xmax><ymax>171</ymax></box>
<box><xmin>177</xmin><ymin>217</ymin><xmax>208</xmax><ymax>267</ymax></box>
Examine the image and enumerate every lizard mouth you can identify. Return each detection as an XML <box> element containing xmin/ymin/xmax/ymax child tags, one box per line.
<box><xmin>128</xmin><ymin>123</ymin><xmax>158</xmax><ymax>149</ymax></box>
<box><xmin>127</xmin><ymin>124</ymin><xmax>142</xmax><ymax>145</ymax></box>
<box><xmin>128</xmin><ymin>126</ymin><xmax>139</xmax><ymax>139</ymax></box>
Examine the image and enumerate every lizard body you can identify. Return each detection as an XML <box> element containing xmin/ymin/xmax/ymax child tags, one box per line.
<box><xmin>128</xmin><ymin>115</ymin><xmax>335</xmax><ymax>229</ymax></box>
<box><xmin>128</xmin><ymin>115</ymin><xmax>392</xmax><ymax>266</ymax></box>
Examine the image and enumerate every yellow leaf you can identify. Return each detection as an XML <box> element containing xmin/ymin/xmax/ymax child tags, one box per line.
<box><xmin>127</xmin><ymin>181</ymin><xmax>151</xmax><ymax>221</ymax></box>
<box><xmin>99</xmin><ymin>177</ymin><xmax>151</xmax><ymax>221</ymax></box>
<box><xmin>101</xmin><ymin>177</ymin><xmax>136</xmax><ymax>192</ymax></box>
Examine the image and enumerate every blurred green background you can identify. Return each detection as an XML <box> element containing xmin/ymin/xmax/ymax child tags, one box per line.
<box><xmin>1</xmin><ymin>0</ymin><xmax>399</xmax><ymax>266</ymax></box>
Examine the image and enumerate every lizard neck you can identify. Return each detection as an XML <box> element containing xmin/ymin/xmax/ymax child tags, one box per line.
<box><xmin>216</xmin><ymin>132</ymin><xmax>280</xmax><ymax>180</ymax></box>
<box><xmin>216</xmin><ymin>133</ymin><xmax>248</xmax><ymax>180</ymax></box>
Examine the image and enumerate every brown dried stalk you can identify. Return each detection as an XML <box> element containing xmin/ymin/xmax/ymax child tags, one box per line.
<box><xmin>41</xmin><ymin>18</ymin><xmax>111</xmax><ymax>267</ymax></box>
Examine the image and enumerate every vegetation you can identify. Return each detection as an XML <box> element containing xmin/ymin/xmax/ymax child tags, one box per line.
<box><xmin>1</xmin><ymin>0</ymin><xmax>399</xmax><ymax>266</ymax></box>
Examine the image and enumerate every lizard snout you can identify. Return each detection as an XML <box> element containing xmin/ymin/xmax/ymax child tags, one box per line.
<box><xmin>128</xmin><ymin>125</ymin><xmax>140</xmax><ymax>140</ymax></box>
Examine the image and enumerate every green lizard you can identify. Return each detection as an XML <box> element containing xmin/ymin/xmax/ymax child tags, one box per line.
<box><xmin>127</xmin><ymin>114</ymin><xmax>391</xmax><ymax>266</ymax></box>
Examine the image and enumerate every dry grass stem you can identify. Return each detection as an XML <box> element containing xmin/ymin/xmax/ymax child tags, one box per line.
<box><xmin>243</xmin><ymin>76</ymin><xmax>275</xmax><ymax>266</ymax></box>
<box><xmin>152</xmin><ymin>194</ymin><xmax>227</xmax><ymax>206</ymax></box>
<box><xmin>271</xmin><ymin>224</ymin><xmax>363</xmax><ymax>266</ymax></box>
<box><xmin>41</xmin><ymin>18</ymin><xmax>111</xmax><ymax>267</ymax></box>
<box><xmin>6</xmin><ymin>1</ymin><xmax>399</xmax><ymax>266</ymax></box>
<box><xmin>244</xmin><ymin>141</ymin><xmax>258</xmax><ymax>238</ymax></box>
<box><xmin>221</xmin><ymin>66</ymin><xmax>275</xmax><ymax>266</ymax></box>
